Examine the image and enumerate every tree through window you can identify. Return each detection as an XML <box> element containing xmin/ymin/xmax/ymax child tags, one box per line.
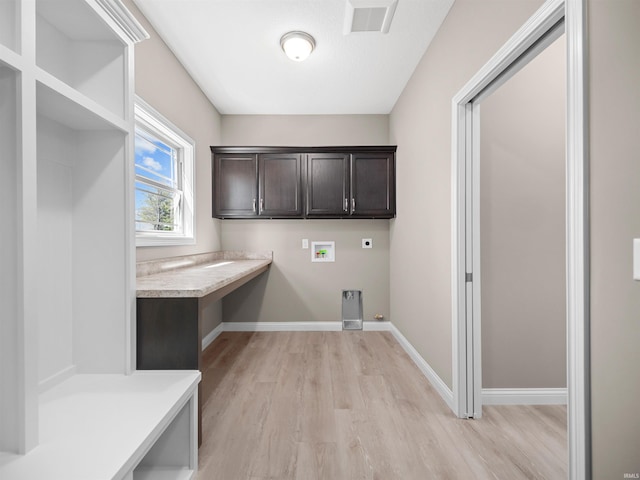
<box><xmin>135</xmin><ymin>128</ymin><xmax>181</xmax><ymax>232</ymax></box>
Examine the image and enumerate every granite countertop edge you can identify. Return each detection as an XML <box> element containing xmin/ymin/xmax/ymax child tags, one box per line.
<box><xmin>136</xmin><ymin>251</ymin><xmax>273</xmax><ymax>299</ymax></box>
<box><xmin>136</xmin><ymin>250</ymin><xmax>273</xmax><ymax>278</ymax></box>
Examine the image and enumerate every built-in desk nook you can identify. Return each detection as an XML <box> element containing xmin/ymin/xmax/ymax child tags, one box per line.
<box><xmin>135</xmin><ymin>251</ymin><xmax>273</xmax><ymax>442</ymax></box>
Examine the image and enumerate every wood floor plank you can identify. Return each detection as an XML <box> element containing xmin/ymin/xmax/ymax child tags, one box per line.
<box><xmin>299</xmin><ymin>342</ymin><xmax>337</xmax><ymax>444</ymax></box>
<box><xmin>248</xmin><ymin>352</ymin><xmax>304</xmax><ymax>479</ymax></box>
<box><xmin>197</xmin><ymin>331</ymin><xmax>567</xmax><ymax>480</ymax></box>
<box><xmin>199</xmin><ymin>380</ymin><xmax>275</xmax><ymax>478</ymax></box>
<box><xmin>327</xmin><ymin>333</ymin><xmax>365</xmax><ymax>410</ymax></box>
<box><xmin>334</xmin><ymin>408</ymin><xmax>372</xmax><ymax>480</ymax></box>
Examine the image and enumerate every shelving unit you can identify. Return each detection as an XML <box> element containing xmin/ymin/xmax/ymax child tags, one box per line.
<box><xmin>36</xmin><ymin>0</ymin><xmax>125</xmax><ymax>118</ymax></box>
<box><xmin>0</xmin><ymin>372</ymin><xmax>200</xmax><ymax>480</ymax></box>
<box><xmin>0</xmin><ymin>1</ymin><xmax>201</xmax><ymax>478</ymax></box>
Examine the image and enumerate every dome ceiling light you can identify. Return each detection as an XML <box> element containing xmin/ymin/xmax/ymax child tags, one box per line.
<box><xmin>280</xmin><ymin>31</ymin><xmax>315</xmax><ymax>62</ymax></box>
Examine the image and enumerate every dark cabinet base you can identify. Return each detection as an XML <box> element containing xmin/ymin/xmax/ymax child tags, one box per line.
<box><xmin>137</xmin><ymin>297</ymin><xmax>203</xmax><ymax>445</ymax></box>
<box><xmin>137</xmin><ymin>297</ymin><xmax>200</xmax><ymax>370</ymax></box>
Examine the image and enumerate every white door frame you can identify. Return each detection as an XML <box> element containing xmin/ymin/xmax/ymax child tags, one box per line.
<box><xmin>450</xmin><ymin>0</ymin><xmax>590</xmax><ymax>479</ymax></box>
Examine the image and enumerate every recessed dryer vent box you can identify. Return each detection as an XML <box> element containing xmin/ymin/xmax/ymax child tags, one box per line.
<box><xmin>312</xmin><ymin>241</ymin><xmax>335</xmax><ymax>262</ymax></box>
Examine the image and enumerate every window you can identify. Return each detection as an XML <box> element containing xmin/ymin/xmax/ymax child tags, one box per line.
<box><xmin>134</xmin><ymin>97</ymin><xmax>195</xmax><ymax>246</ymax></box>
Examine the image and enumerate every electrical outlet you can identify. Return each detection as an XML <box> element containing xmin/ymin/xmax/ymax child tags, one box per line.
<box><xmin>302</xmin><ymin>238</ymin><xmax>309</xmax><ymax>249</ymax></box>
<box><xmin>362</xmin><ymin>238</ymin><xmax>373</xmax><ymax>249</ymax></box>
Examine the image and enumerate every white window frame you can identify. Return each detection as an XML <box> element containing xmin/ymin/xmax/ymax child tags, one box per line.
<box><xmin>134</xmin><ymin>96</ymin><xmax>195</xmax><ymax>247</ymax></box>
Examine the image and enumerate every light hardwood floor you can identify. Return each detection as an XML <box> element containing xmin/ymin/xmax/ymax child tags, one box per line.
<box><xmin>197</xmin><ymin>331</ymin><xmax>567</xmax><ymax>479</ymax></box>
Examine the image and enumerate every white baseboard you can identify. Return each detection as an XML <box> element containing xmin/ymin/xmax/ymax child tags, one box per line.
<box><xmin>363</xmin><ymin>321</ymin><xmax>393</xmax><ymax>331</ymax></box>
<box><xmin>202</xmin><ymin>322</ymin><xmax>224</xmax><ymax>350</ymax></box>
<box><xmin>387</xmin><ymin>323</ymin><xmax>455</xmax><ymax>412</ymax></box>
<box><xmin>222</xmin><ymin>321</ymin><xmax>342</xmax><ymax>332</ymax></box>
<box><xmin>38</xmin><ymin>365</ymin><xmax>77</xmax><ymax>394</ymax></box>
<box><xmin>218</xmin><ymin>320</ymin><xmax>392</xmax><ymax>333</ymax></box>
<box><xmin>201</xmin><ymin>321</ymin><xmax>346</xmax><ymax>351</ymax></box>
<box><xmin>482</xmin><ymin>388</ymin><xmax>568</xmax><ymax>405</ymax></box>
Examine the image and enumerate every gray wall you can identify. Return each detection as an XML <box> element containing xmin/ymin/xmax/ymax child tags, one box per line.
<box><xmin>389</xmin><ymin>0</ymin><xmax>545</xmax><ymax>389</ymax></box>
<box><xmin>125</xmin><ymin>0</ymin><xmax>224</xmax><ymax>335</ymax></box>
<box><xmin>479</xmin><ymin>35</ymin><xmax>566</xmax><ymax>389</ymax></box>
<box><xmin>126</xmin><ymin>0</ymin><xmax>223</xmax><ymax>263</ymax></box>
<box><xmin>222</xmin><ymin>220</ymin><xmax>390</xmax><ymax>323</ymax></box>
<box><xmin>221</xmin><ymin>115</ymin><xmax>389</xmax><ymax>146</ymax></box>
<box><xmin>589</xmin><ymin>0</ymin><xmax>640</xmax><ymax>476</ymax></box>
<box><xmin>220</xmin><ymin>115</ymin><xmax>390</xmax><ymax>324</ymax></box>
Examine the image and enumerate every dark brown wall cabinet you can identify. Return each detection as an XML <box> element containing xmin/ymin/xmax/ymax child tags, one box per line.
<box><xmin>306</xmin><ymin>151</ymin><xmax>395</xmax><ymax>218</ymax></box>
<box><xmin>212</xmin><ymin>146</ymin><xmax>396</xmax><ymax>219</ymax></box>
<box><xmin>213</xmin><ymin>152</ymin><xmax>303</xmax><ymax>218</ymax></box>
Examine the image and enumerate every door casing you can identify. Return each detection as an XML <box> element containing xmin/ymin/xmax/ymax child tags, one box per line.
<box><xmin>450</xmin><ymin>0</ymin><xmax>590</xmax><ymax>478</ymax></box>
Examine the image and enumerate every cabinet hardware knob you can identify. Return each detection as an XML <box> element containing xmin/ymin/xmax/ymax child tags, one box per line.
<box><xmin>344</xmin><ymin>198</ymin><xmax>348</xmax><ymax>212</ymax></box>
<box><xmin>252</xmin><ymin>198</ymin><xmax>256</xmax><ymax>212</ymax></box>
<box><xmin>260</xmin><ymin>198</ymin><xmax>264</xmax><ymax>212</ymax></box>
<box><xmin>352</xmin><ymin>198</ymin><xmax>356</xmax><ymax>212</ymax></box>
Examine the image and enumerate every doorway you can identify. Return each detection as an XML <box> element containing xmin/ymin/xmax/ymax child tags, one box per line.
<box><xmin>450</xmin><ymin>0</ymin><xmax>589</xmax><ymax>479</ymax></box>
<box><xmin>479</xmin><ymin>34</ymin><xmax>566</xmax><ymax>403</ymax></box>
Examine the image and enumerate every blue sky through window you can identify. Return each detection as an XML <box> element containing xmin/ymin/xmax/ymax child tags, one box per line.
<box><xmin>135</xmin><ymin>128</ymin><xmax>179</xmax><ymax>231</ymax></box>
<box><xmin>135</xmin><ymin>128</ymin><xmax>177</xmax><ymax>188</ymax></box>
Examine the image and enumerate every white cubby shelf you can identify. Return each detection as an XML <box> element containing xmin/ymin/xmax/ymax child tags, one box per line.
<box><xmin>36</xmin><ymin>0</ymin><xmax>127</xmax><ymax>118</ymax></box>
<box><xmin>0</xmin><ymin>1</ymin><xmax>200</xmax><ymax>479</ymax></box>
<box><xmin>0</xmin><ymin>372</ymin><xmax>200</xmax><ymax>480</ymax></box>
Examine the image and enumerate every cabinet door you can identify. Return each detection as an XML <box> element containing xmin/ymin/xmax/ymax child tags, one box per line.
<box><xmin>258</xmin><ymin>154</ymin><xmax>303</xmax><ymax>217</ymax></box>
<box><xmin>306</xmin><ymin>153</ymin><xmax>349</xmax><ymax>217</ymax></box>
<box><xmin>350</xmin><ymin>152</ymin><xmax>396</xmax><ymax>218</ymax></box>
<box><xmin>213</xmin><ymin>154</ymin><xmax>258</xmax><ymax>217</ymax></box>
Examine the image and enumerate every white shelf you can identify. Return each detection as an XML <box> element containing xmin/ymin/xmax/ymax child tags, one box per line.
<box><xmin>36</xmin><ymin>73</ymin><xmax>129</xmax><ymax>132</ymax></box>
<box><xmin>36</xmin><ymin>0</ymin><xmax>126</xmax><ymax>119</ymax></box>
<box><xmin>0</xmin><ymin>372</ymin><xmax>200</xmax><ymax>480</ymax></box>
<box><xmin>0</xmin><ymin>43</ymin><xmax>24</xmax><ymax>72</ymax></box>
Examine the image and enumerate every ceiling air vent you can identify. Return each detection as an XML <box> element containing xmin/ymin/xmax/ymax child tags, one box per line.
<box><xmin>344</xmin><ymin>0</ymin><xmax>398</xmax><ymax>34</ymax></box>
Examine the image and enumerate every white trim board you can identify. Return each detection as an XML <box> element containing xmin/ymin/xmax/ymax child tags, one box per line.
<box><xmin>387</xmin><ymin>323</ymin><xmax>455</xmax><ymax>412</ymax></box>
<box><xmin>38</xmin><ymin>365</ymin><xmax>77</xmax><ymax>394</ymax></box>
<box><xmin>201</xmin><ymin>323</ymin><xmax>224</xmax><ymax>351</ymax></box>
<box><xmin>201</xmin><ymin>321</ymin><xmax>343</xmax><ymax>351</ymax></box>
<box><xmin>482</xmin><ymin>388</ymin><xmax>568</xmax><ymax>405</ymax></box>
<box><xmin>223</xmin><ymin>321</ymin><xmax>342</xmax><ymax>332</ymax></box>
<box><xmin>199</xmin><ymin>321</ymin><xmax>455</xmax><ymax>413</ymax></box>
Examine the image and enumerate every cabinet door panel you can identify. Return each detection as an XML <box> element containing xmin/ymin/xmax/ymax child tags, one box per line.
<box><xmin>351</xmin><ymin>153</ymin><xmax>395</xmax><ymax>217</ymax></box>
<box><xmin>213</xmin><ymin>154</ymin><xmax>257</xmax><ymax>217</ymax></box>
<box><xmin>306</xmin><ymin>153</ymin><xmax>349</xmax><ymax>217</ymax></box>
<box><xmin>259</xmin><ymin>154</ymin><xmax>302</xmax><ymax>217</ymax></box>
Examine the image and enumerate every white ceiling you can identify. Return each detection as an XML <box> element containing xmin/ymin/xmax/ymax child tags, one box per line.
<box><xmin>133</xmin><ymin>0</ymin><xmax>455</xmax><ymax>115</ymax></box>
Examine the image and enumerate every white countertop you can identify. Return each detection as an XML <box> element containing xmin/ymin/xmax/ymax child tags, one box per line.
<box><xmin>136</xmin><ymin>251</ymin><xmax>273</xmax><ymax>298</ymax></box>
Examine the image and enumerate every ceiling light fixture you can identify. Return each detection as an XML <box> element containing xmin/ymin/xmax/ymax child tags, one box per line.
<box><xmin>280</xmin><ymin>31</ymin><xmax>315</xmax><ymax>62</ymax></box>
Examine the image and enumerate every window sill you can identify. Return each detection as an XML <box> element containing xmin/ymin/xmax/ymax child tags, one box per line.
<box><xmin>136</xmin><ymin>235</ymin><xmax>196</xmax><ymax>247</ymax></box>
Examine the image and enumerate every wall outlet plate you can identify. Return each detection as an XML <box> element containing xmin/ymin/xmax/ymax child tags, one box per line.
<box><xmin>302</xmin><ymin>238</ymin><xmax>309</xmax><ymax>249</ymax></box>
<box><xmin>362</xmin><ymin>238</ymin><xmax>373</xmax><ymax>248</ymax></box>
